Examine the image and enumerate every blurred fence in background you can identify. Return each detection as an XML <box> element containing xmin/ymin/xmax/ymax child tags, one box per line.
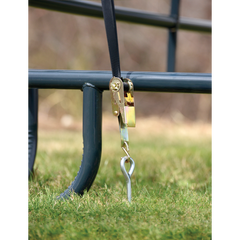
<box><xmin>29</xmin><ymin>0</ymin><xmax>211</xmax><ymax>126</ymax></box>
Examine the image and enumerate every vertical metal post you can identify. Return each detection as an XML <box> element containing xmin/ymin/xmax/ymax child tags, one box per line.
<box><xmin>167</xmin><ymin>0</ymin><xmax>181</xmax><ymax>72</ymax></box>
<box><xmin>58</xmin><ymin>83</ymin><xmax>103</xmax><ymax>199</ymax></box>
<box><xmin>28</xmin><ymin>88</ymin><xmax>38</xmax><ymax>178</ymax></box>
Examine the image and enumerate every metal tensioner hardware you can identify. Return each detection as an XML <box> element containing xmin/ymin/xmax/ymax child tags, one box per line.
<box><xmin>109</xmin><ymin>77</ymin><xmax>136</xmax><ymax>147</ymax></box>
<box><xmin>109</xmin><ymin>76</ymin><xmax>136</xmax><ymax>202</ymax></box>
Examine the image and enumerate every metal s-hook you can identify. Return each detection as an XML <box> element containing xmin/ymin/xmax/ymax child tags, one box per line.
<box><xmin>122</xmin><ymin>141</ymin><xmax>130</xmax><ymax>161</ymax></box>
<box><xmin>120</xmin><ymin>156</ymin><xmax>135</xmax><ymax>202</ymax></box>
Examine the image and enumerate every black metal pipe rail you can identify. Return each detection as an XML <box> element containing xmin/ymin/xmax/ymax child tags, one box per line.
<box><xmin>29</xmin><ymin>70</ymin><xmax>212</xmax><ymax>94</ymax></box>
<box><xmin>29</xmin><ymin>0</ymin><xmax>211</xmax><ymax>33</ymax></box>
<box><xmin>167</xmin><ymin>0</ymin><xmax>180</xmax><ymax>72</ymax></box>
<box><xmin>28</xmin><ymin>89</ymin><xmax>38</xmax><ymax>178</ymax></box>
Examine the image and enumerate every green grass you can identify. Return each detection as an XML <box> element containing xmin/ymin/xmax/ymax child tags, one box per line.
<box><xmin>29</xmin><ymin>122</ymin><xmax>211</xmax><ymax>240</ymax></box>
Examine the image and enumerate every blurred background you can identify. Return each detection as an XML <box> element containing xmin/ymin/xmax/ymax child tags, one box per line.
<box><xmin>29</xmin><ymin>0</ymin><xmax>211</xmax><ymax>130</ymax></box>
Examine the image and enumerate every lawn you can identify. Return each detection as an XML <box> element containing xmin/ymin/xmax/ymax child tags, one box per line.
<box><xmin>29</xmin><ymin>116</ymin><xmax>211</xmax><ymax>239</ymax></box>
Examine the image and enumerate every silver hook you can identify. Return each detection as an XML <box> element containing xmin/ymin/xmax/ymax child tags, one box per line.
<box><xmin>122</xmin><ymin>141</ymin><xmax>130</xmax><ymax>161</ymax></box>
<box><xmin>120</xmin><ymin>156</ymin><xmax>135</xmax><ymax>202</ymax></box>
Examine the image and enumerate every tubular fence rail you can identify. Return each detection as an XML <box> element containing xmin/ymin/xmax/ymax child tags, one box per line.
<box><xmin>28</xmin><ymin>0</ymin><xmax>212</xmax><ymax>199</ymax></box>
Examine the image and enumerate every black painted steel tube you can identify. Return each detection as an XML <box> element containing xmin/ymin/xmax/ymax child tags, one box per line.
<box><xmin>29</xmin><ymin>70</ymin><xmax>212</xmax><ymax>94</ymax></box>
<box><xmin>29</xmin><ymin>0</ymin><xmax>211</xmax><ymax>33</ymax></box>
<box><xmin>58</xmin><ymin>83</ymin><xmax>102</xmax><ymax>199</ymax></box>
<box><xmin>167</xmin><ymin>0</ymin><xmax>181</xmax><ymax>72</ymax></box>
<box><xmin>28</xmin><ymin>88</ymin><xmax>38</xmax><ymax>178</ymax></box>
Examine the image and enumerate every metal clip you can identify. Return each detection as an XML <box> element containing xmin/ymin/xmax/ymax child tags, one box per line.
<box><xmin>120</xmin><ymin>156</ymin><xmax>135</xmax><ymax>202</ymax></box>
<box><xmin>121</xmin><ymin>141</ymin><xmax>131</xmax><ymax>163</ymax></box>
<box><xmin>123</xmin><ymin>78</ymin><xmax>136</xmax><ymax>128</ymax></box>
<box><xmin>109</xmin><ymin>77</ymin><xmax>136</xmax><ymax>128</ymax></box>
<box><xmin>109</xmin><ymin>77</ymin><xmax>125</xmax><ymax>123</ymax></box>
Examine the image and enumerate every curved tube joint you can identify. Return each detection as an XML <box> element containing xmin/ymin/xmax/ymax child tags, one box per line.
<box><xmin>57</xmin><ymin>83</ymin><xmax>102</xmax><ymax>199</ymax></box>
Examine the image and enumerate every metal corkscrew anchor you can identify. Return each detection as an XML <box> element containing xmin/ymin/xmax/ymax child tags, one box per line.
<box><xmin>120</xmin><ymin>155</ymin><xmax>135</xmax><ymax>202</ymax></box>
